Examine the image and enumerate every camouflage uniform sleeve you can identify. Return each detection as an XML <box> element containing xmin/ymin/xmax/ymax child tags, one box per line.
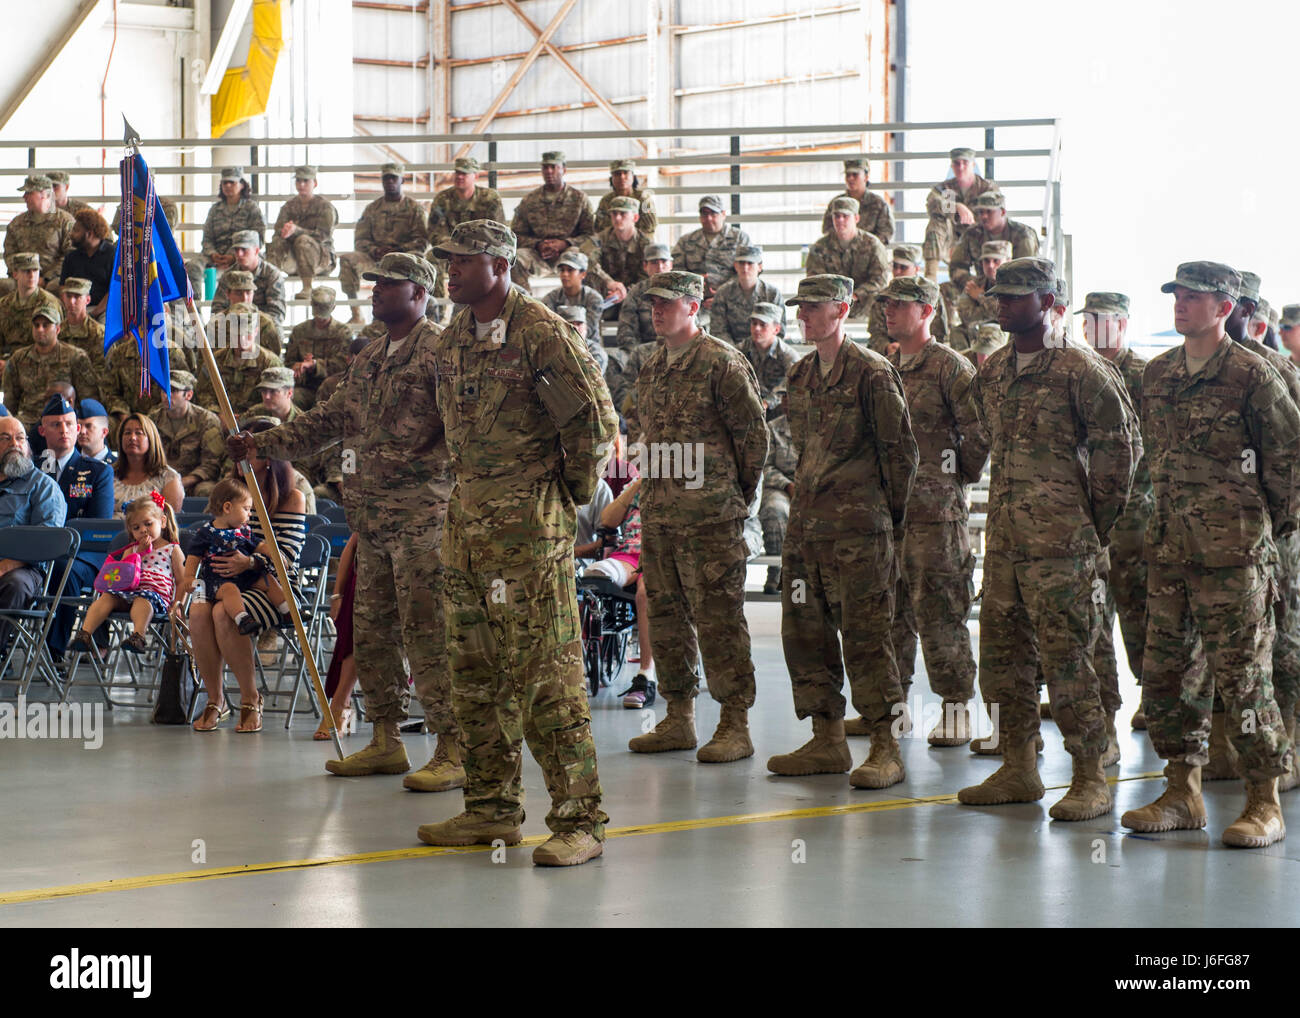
<box><xmin>1076</xmin><ymin>359</ymin><xmax>1137</xmax><ymax>543</ymax></box>
<box><xmin>511</xmin><ymin>197</ymin><xmax>540</xmax><ymax>250</ymax></box>
<box><xmin>614</xmin><ymin>294</ymin><xmax>643</xmax><ymax>349</ymax></box>
<box><xmin>397</xmin><ymin>202</ymin><xmax>428</xmax><ymax>255</ymax></box>
<box><xmin>636</xmin><ymin>192</ymin><xmax>657</xmax><ymax>235</ymax></box>
<box><xmin>195</xmin><ymin>416</ymin><xmax>227</xmax><ymax>483</ymax></box>
<box><xmin>946</xmin><ymin>357</ymin><xmax>989</xmax><ymax>484</ymax></box>
<box><xmin>272</xmin><ymin>203</ymin><xmax>291</xmax><ymax>238</ymax></box>
<box><xmin>716</xmin><ymin>356</ymin><xmax>769</xmax><ymax>506</ymax></box>
<box><xmin>1</xmin><ymin>357</ymin><xmax>17</xmax><ymax>416</ymax></box>
<box><xmin>948</xmin><ymin>232</ymin><xmax>976</xmax><ymax>288</ymax></box>
<box><xmin>871</xmin><ymin>198</ymin><xmax>896</xmax><ymax>246</ymax></box>
<box><xmin>257</xmin><ymin>381</ymin><xmax>348</xmax><ymax>463</ymax></box>
<box><xmin>804</xmin><ymin>241</ymin><xmax>830</xmax><ymax>276</ymax></box>
<box><xmin>1017</xmin><ymin>224</ymin><xmax>1040</xmax><ymax>259</ymax></box>
<box><xmin>1247</xmin><ymin>369</ymin><xmax>1300</xmax><ymax>538</ymax></box>
<box><xmin>852</xmin><ymin>235</ymin><xmax>889</xmax><ymax>307</ymax></box>
<box><xmin>567</xmin><ymin>195</ymin><xmax>596</xmax><ymax>251</ymax></box>
<box><xmin>263</xmin><ymin>271</ymin><xmax>287</xmax><ymax>323</ymax></box>
<box><xmin>426</xmin><ymin>199</ymin><xmax>448</xmax><ymax>247</ymax></box>
<box><xmin>354</xmin><ymin>206</ymin><xmax>378</xmax><ymax>260</ymax></box>
<box><xmin>820</xmin><ymin>201</ymin><xmax>835</xmax><ymax>238</ymax></box>
<box><xmin>485</xmin><ymin>191</ymin><xmax>506</xmax><ymax>225</ymax></box>
<box><xmin>201</xmin><ymin>204</ymin><xmax>221</xmax><ymax>260</ymax></box>
<box><xmin>865</xmin><ymin>361</ymin><xmax>919</xmax><ymax>530</ymax></box>
<box><xmin>71</xmin><ymin>349</ymin><xmax>99</xmax><ymax>404</ymax></box>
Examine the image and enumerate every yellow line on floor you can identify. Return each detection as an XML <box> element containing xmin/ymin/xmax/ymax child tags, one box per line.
<box><xmin>0</xmin><ymin>770</ymin><xmax>1164</xmax><ymax>907</ymax></box>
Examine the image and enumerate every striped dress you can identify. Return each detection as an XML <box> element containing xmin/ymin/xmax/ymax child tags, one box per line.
<box><xmin>240</xmin><ymin>511</ymin><xmax>306</xmax><ymax>633</ymax></box>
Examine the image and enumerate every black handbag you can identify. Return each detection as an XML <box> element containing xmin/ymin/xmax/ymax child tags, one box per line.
<box><xmin>152</xmin><ymin>617</ymin><xmax>197</xmax><ymax>725</ymax></box>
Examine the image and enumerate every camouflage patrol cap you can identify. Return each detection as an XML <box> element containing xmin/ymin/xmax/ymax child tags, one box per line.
<box><xmin>222</xmin><ymin>269</ymin><xmax>255</xmax><ymax>291</ymax></box>
<box><xmin>255</xmin><ymin>366</ymin><xmax>296</xmax><ymax>391</ymax></box>
<box><xmin>609</xmin><ymin>159</ymin><xmax>636</xmax><ymax>172</ymax></box>
<box><xmin>380</xmin><ymin>162</ymin><xmax>404</xmax><ymax>178</ymax></box>
<box><xmin>430</xmin><ymin>219</ymin><xmax>517</xmax><ymax>262</ymax></box>
<box><xmin>31</xmin><ymin>298</ymin><xmax>61</xmax><ymax>324</ymax></box>
<box><xmin>361</xmin><ymin>252</ymin><xmax>437</xmax><ymax>291</ymax></box>
<box><xmin>787</xmin><ymin>274</ymin><xmax>854</xmax><ymax>306</ymax></box>
<box><xmin>971</xmin><ymin>323</ymin><xmax>1007</xmax><ymax>355</ymax></box>
<box><xmin>170</xmin><ymin>369</ymin><xmax>197</xmax><ymax>391</ymax></box>
<box><xmin>228</xmin><ymin>301</ymin><xmax>258</xmax><ymax>316</ymax></box>
<box><xmin>891</xmin><ymin>244</ymin><xmax>923</xmax><ymax>267</ymax></box>
<box><xmin>309</xmin><ymin>286</ymin><xmax>336</xmax><ymax>312</ymax></box>
<box><xmin>643</xmin><ymin>242</ymin><xmax>671</xmax><ymax>262</ymax></box>
<box><xmin>880</xmin><ymin>275</ymin><xmax>940</xmax><ymax>306</ymax></box>
<box><xmin>950</xmin><ymin>147</ymin><xmax>976</xmax><ymax>161</ymax></box>
<box><xmin>1281</xmin><ymin>305</ymin><xmax>1300</xmax><ymax>328</ymax></box>
<box><xmin>1074</xmin><ymin>291</ymin><xmax>1130</xmax><ymax>316</ymax></box>
<box><xmin>698</xmin><ymin>194</ymin><xmax>726</xmax><ymax>213</ymax></box>
<box><xmin>644</xmin><ymin>271</ymin><xmax>705</xmax><ymax>301</ymax></box>
<box><xmin>294</xmin><ymin>165</ymin><xmax>317</xmax><ymax>180</ymax></box>
<box><xmin>1053</xmin><ymin>277</ymin><xmax>1070</xmax><ymax>307</ymax></box>
<box><xmin>557</xmin><ymin>249</ymin><xmax>589</xmax><ymax>271</ymax></box>
<box><xmin>1160</xmin><ymin>261</ymin><xmax>1240</xmax><ymax>299</ymax></box>
<box><xmin>608</xmin><ymin>196</ymin><xmax>640</xmax><ymax>214</ymax></box>
<box><xmin>540</xmin><ymin>151</ymin><xmax>566</xmax><ymax>165</ymax></box>
<box><xmin>733</xmin><ymin>245</ymin><xmax>764</xmax><ymax>263</ymax></box>
<box><xmin>843</xmin><ymin>158</ymin><xmax>867</xmax><ymax>173</ymax></box>
<box><xmin>1236</xmin><ymin>270</ymin><xmax>1261</xmax><ymax>303</ymax></box>
<box><xmin>555</xmin><ymin>304</ymin><xmax>587</xmax><ymax>325</ymax></box>
<box><xmin>10</xmin><ymin>252</ymin><xmax>39</xmax><ymax>272</ymax></box>
<box><xmin>980</xmin><ymin>240</ymin><xmax>1013</xmax><ymax>261</ymax></box>
<box><xmin>60</xmin><ymin>277</ymin><xmax>91</xmax><ymax>296</ymax></box>
<box><xmin>453</xmin><ymin>157</ymin><xmax>480</xmax><ymax>173</ymax></box>
<box><xmin>986</xmin><ymin>257</ymin><xmax>1057</xmax><ymax>297</ymax></box>
<box><xmin>749</xmin><ymin>301</ymin><xmax>782</xmax><ymax>325</ymax></box>
<box><xmin>18</xmin><ymin>174</ymin><xmax>52</xmax><ymax>193</ymax></box>
<box><xmin>829</xmin><ymin>196</ymin><xmax>860</xmax><ymax>216</ymax></box>
<box><xmin>46</xmin><ymin>170</ymin><xmax>69</xmax><ymax>185</ymax></box>
<box><xmin>220</xmin><ymin>167</ymin><xmax>244</xmax><ymax>182</ymax></box>
<box><xmin>230</xmin><ymin>230</ymin><xmax>260</xmax><ymax>249</ymax></box>
<box><xmin>972</xmin><ymin>191</ymin><xmax>1006</xmax><ymax>210</ymax></box>
<box><xmin>1250</xmin><ymin>297</ymin><xmax>1271</xmax><ymax>323</ymax></box>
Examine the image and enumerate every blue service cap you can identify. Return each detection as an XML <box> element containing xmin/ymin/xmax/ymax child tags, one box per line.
<box><xmin>77</xmin><ymin>398</ymin><xmax>108</xmax><ymax>419</ymax></box>
<box><xmin>0</xmin><ymin>405</ymin><xmax>9</xmax><ymax>417</ymax></box>
<box><xmin>42</xmin><ymin>394</ymin><xmax>75</xmax><ymax>418</ymax></box>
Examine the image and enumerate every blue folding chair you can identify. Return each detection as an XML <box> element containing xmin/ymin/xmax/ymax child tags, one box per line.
<box><xmin>319</xmin><ymin>504</ymin><xmax>348</xmax><ymax>525</ymax></box>
<box><xmin>0</xmin><ymin>526</ymin><xmax>81</xmax><ymax>700</ymax></box>
<box><xmin>182</xmin><ymin>496</ymin><xmax>209</xmax><ymax>513</ymax></box>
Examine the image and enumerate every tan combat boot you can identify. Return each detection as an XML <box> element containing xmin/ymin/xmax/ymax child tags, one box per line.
<box><xmin>844</xmin><ymin>716</ymin><xmax>871</xmax><ymax>736</ymax></box>
<box><xmin>1100</xmin><ymin>713</ymin><xmax>1121</xmax><ymax>768</ymax></box>
<box><xmin>1130</xmin><ymin>705</ymin><xmax>1147</xmax><ymax>730</ymax></box>
<box><xmin>348</xmin><ymin>303</ymin><xmax>364</xmax><ymax>324</ymax></box>
<box><xmin>928</xmin><ymin>701</ymin><xmax>972</xmax><ymax>747</ymax></box>
<box><xmin>1048</xmin><ymin>753</ymin><xmax>1113</xmax><ymax>821</ymax></box>
<box><xmin>417</xmin><ymin>811</ymin><xmax>522</xmax><ymax>847</ymax></box>
<box><xmin>971</xmin><ymin>731</ymin><xmax>1044</xmax><ymax>756</ymax></box>
<box><xmin>958</xmin><ymin>736</ymin><xmax>1045</xmax><ymax>804</ymax></box>
<box><xmin>1222</xmin><ymin>779</ymin><xmax>1286</xmax><ymax>849</ymax></box>
<box><xmin>296</xmin><ymin>276</ymin><xmax>313</xmax><ymax>301</ymax></box>
<box><xmin>628</xmin><ymin>695</ymin><xmax>696</xmax><ymax>753</ymax></box>
<box><xmin>766</xmin><ymin>717</ymin><xmax>853</xmax><ymax>775</ymax></box>
<box><xmin>1120</xmin><ymin>761</ymin><xmax>1207</xmax><ymax>832</ymax></box>
<box><xmin>697</xmin><ymin>704</ymin><xmax>754</xmax><ymax>763</ymax></box>
<box><xmin>402</xmin><ymin>732</ymin><xmax>466</xmax><ymax>792</ymax></box>
<box><xmin>325</xmin><ymin>719</ymin><xmax>410</xmax><ymax>776</ymax></box>
<box><xmin>849</xmin><ymin>724</ymin><xmax>905</xmax><ymax>789</ymax></box>
<box><xmin>1202</xmin><ymin>711</ymin><xmax>1240</xmax><ymax>781</ymax></box>
<box><xmin>533</xmin><ymin>830</ymin><xmax>604</xmax><ymax>867</ymax></box>
<box><xmin>1279</xmin><ymin>714</ymin><xmax>1299</xmax><ymax>793</ymax></box>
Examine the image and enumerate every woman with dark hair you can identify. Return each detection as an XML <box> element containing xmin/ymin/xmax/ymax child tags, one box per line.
<box><xmin>187</xmin><ymin>167</ymin><xmax>266</xmax><ymax>296</ymax></box>
<box><xmin>61</xmin><ymin>209</ymin><xmax>116</xmax><ymax>313</ymax></box>
<box><xmin>190</xmin><ymin>416</ymin><xmax>307</xmax><ymax>733</ymax></box>
<box><xmin>593</xmin><ymin>158</ymin><xmax>657</xmax><ymax>236</ymax></box>
<box><xmin>113</xmin><ymin>413</ymin><xmax>184</xmax><ymax>516</ymax></box>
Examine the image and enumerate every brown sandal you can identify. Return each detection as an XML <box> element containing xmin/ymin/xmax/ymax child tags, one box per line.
<box><xmin>193</xmin><ymin>701</ymin><xmax>231</xmax><ymax>732</ymax></box>
<box><xmin>235</xmin><ymin>695</ymin><xmax>264</xmax><ymax>733</ymax></box>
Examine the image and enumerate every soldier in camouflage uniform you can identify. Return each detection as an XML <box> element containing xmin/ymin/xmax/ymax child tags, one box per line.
<box><xmin>1122</xmin><ymin>262</ymin><xmax>1299</xmax><ymax>848</ymax></box>
<box><xmin>766</xmin><ymin>274</ymin><xmax>918</xmax><ymax>787</ymax></box>
<box><xmin>588</xmin><ymin>195</ymin><xmax>649</xmax><ymax>298</ymax></box>
<box><xmin>56</xmin><ymin>278</ymin><xmax>105</xmax><ymax>362</ymax></box>
<box><xmin>963</xmin><ymin>321</ymin><xmax>1006</xmax><ymax>369</ymax></box>
<box><xmin>47</xmin><ymin>171</ymin><xmax>92</xmax><ymax>219</ymax></box>
<box><xmin>194</xmin><ymin>303</ymin><xmax>284</xmax><ymax>414</ymax></box>
<box><xmin>3</xmin><ymin>298</ymin><xmax>99</xmax><ymax>426</ymax></box>
<box><xmin>246</xmin><ymin>366</ymin><xmax>343</xmax><ymax>498</ymax></box>
<box><xmin>0</xmin><ymin>253</ymin><xmax>58</xmax><ymax>366</ymax></box>
<box><xmin>594</xmin><ymin>158</ymin><xmax>657</xmax><ymax>237</ymax></box>
<box><xmin>510</xmin><ymin>151</ymin><xmax>596</xmax><ymax>291</ymax></box>
<box><xmin>1281</xmin><ymin>304</ymin><xmax>1300</xmax><ymax>366</ymax></box>
<box><xmin>419</xmin><ymin>222</ymin><xmax>616</xmax><ymax>867</ymax></box>
<box><xmin>267</xmin><ymin>166</ymin><xmax>338</xmax><ymax>298</ymax></box>
<box><xmin>624</xmin><ymin>270</ymin><xmax>767</xmax><ymax>764</ymax></box>
<box><xmin>866</xmin><ymin>243</ymin><xmax>950</xmax><ymax>352</ymax></box>
<box><xmin>711</xmin><ymin>245</ymin><xmax>786</xmax><ymax>344</ymax></box>
<box><xmin>947</xmin><ymin>191</ymin><xmax>1039</xmax><ymax>289</ymax></box>
<box><xmin>671</xmin><ymin>196</ymin><xmax>750</xmax><ymax>308</ymax></box>
<box><xmin>210</xmin><ymin>232</ymin><xmax>287</xmax><ymax>329</ymax></box>
<box><xmin>149</xmin><ymin>369</ymin><xmax>226</xmax><ymax>495</ymax></box>
<box><xmin>874</xmin><ymin>275</ymin><xmax>989</xmax><ymax>746</ymax></box>
<box><xmin>232</xmin><ymin>253</ymin><xmax>464</xmax><ymax>791</ymax></box>
<box><xmin>4</xmin><ymin>175</ymin><xmax>74</xmax><ymax>286</ymax></box>
<box><xmin>540</xmin><ymin>249</ymin><xmax>605</xmax><ymax>341</ymax></box>
<box><xmin>427</xmin><ymin>156</ymin><xmax>505</xmax><ymax>318</ymax></box>
<box><xmin>99</xmin><ymin>319</ymin><xmax>198</xmax><ymax>430</ymax></box>
<box><xmin>211</xmin><ymin>269</ymin><xmax>282</xmax><ymax>357</ymax></box>
<box><xmin>923</xmin><ymin>147</ymin><xmax>998</xmax><ymax>279</ymax></box>
<box><xmin>339</xmin><ymin>163</ymin><xmax>428</xmax><ymax>323</ymax></box>
<box><xmin>820</xmin><ymin>158</ymin><xmax>894</xmax><ymax>246</ymax></box>
<box><xmin>284</xmin><ymin>287</ymin><xmax>351</xmax><ymax>410</ymax></box>
<box><xmin>953</xmin><ymin>240</ymin><xmax>1011</xmax><ymax>349</ymax></box>
<box><xmin>607</xmin><ymin>244</ymin><xmax>672</xmax><ymax>410</ymax></box>
<box><xmin>188</xmin><ymin>167</ymin><xmax>266</xmax><ymax>295</ymax></box>
<box><xmin>805</xmin><ymin>197</ymin><xmax>890</xmax><ymax>319</ymax></box>
<box><xmin>739</xmin><ymin>302</ymin><xmax>797</xmax><ymax>412</ymax></box>
<box><xmin>553</xmin><ymin>302</ymin><xmax>607</xmax><ymax>374</ymax></box>
<box><xmin>958</xmin><ymin>257</ymin><xmax>1137</xmax><ymax>822</ymax></box>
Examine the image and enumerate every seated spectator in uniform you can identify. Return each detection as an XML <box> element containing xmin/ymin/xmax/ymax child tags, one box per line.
<box><xmin>821</xmin><ymin>158</ymin><xmax>894</xmax><ymax>246</ymax></box>
<box><xmin>267</xmin><ymin>165</ymin><xmax>338</xmax><ymax>300</ymax></box>
<box><xmin>76</xmin><ymin>399</ymin><xmax>117</xmax><ymax>467</ymax></box>
<box><xmin>60</xmin><ymin>210</ymin><xmax>115</xmax><ymax>318</ymax></box>
<box><xmin>30</xmin><ymin>379</ymin><xmax>77</xmax><ymax>461</ymax></box>
<box><xmin>247</xmin><ymin>368</ymin><xmax>340</xmax><ymax>501</ymax></box>
<box><xmin>574</xmin><ymin>477</ymin><xmax>614</xmax><ymax>574</ymax></box>
<box><xmin>964</xmin><ymin>322</ymin><xmax>1006</xmax><ymax>369</ymax></box>
<box><xmin>38</xmin><ymin>393</ymin><xmax>114</xmax><ymax>659</ymax></box>
<box><xmin>0</xmin><ymin>415</ymin><xmax>66</xmax><ymax>650</ymax></box>
<box><xmin>542</xmin><ymin>250</ymin><xmax>604</xmax><ymax>341</ymax></box>
<box><xmin>48</xmin><ymin>170</ymin><xmax>92</xmax><ymax>219</ymax></box>
<box><xmin>210</xmin><ymin>231</ymin><xmax>287</xmax><ymax>329</ymax></box>
<box><xmin>3</xmin><ymin>297</ymin><xmax>98</xmax><ymax>433</ymax></box>
<box><xmin>594</xmin><ymin>158</ymin><xmax>657</xmax><ymax>237</ymax></box>
<box><xmin>285</xmin><ymin>287</ymin><xmax>351</xmax><ymax>410</ymax></box>
<box><xmin>554</xmin><ymin>304</ymin><xmax>607</xmax><ymax>375</ymax></box>
<box><xmin>946</xmin><ymin>190</ymin><xmax>1038</xmax><ymax>289</ymax></box>
<box><xmin>672</xmin><ymin>195</ymin><xmax>749</xmax><ymax>308</ymax></box>
<box><xmin>0</xmin><ymin>252</ymin><xmax>59</xmax><ymax>368</ymax></box>
<box><xmin>510</xmin><ymin>151</ymin><xmax>596</xmax><ymax>291</ymax></box>
<box><xmin>316</xmin><ymin>336</ymin><xmax>369</xmax><ymax>407</ymax></box>
<box><xmin>187</xmin><ymin>167</ymin><xmax>265</xmax><ymax>297</ymax></box>
<box><xmin>711</xmin><ymin>245</ymin><xmax>786</xmax><ymax>345</ymax></box>
<box><xmin>954</xmin><ymin>240</ymin><xmax>1011</xmax><ymax>349</ymax></box>
<box><xmin>212</xmin><ymin>268</ymin><xmax>283</xmax><ymax>357</ymax></box>
<box><xmin>113</xmin><ymin>413</ymin><xmax>184</xmax><ymax>517</ymax></box>
<box><xmin>338</xmin><ymin>162</ymin><xmax>428</xmax><ymax>324</ymax></box>
<box><xmin>805</xmin><ymin>197</ymin><xmax>890</xmax><ymax>319</ymax></box>
<box><xmin>56</xmin><ymin>277</ymin><xmax>105</xmax><ymax>361</ymax></box>
<box><xmin>614</xmin><ymin>243</ymin><xmax>672</xmax><ymax>350</ymax></box>
<box><xmin>588</xmin><ymin>195</ymin><xmax>645</xmax><ymax>303</ymax></box>
<box><xmin>196</xmin><ymin>302</ymin><xmax>285</xmax><ymax>413</ymax></box>
<box><xmin>149</xmin><ymin>369</ymin><xmax>225</xmax><ymax>497</ymax></box>
<box><xmin>867</xmin><ymin>244</ymin><xmax>953</xmax><ymax>351</ymax></box>
<box><xmin>740</xmin><ymin>302</ymin><xmax>798</xmax><ymax>416</ymax></box>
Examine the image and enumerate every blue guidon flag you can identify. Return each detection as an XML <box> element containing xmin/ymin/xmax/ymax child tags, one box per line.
<box><xmin>104</xmin><ymin>150</ymin><xmax>190</xmax><ymax>403</ymax></box>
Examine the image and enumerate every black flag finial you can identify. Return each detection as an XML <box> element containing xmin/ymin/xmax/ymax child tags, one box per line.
<box><xmin>123</xmin><ymin>116</ymin><xmax>141</xmax><ymax>155</ymax></box>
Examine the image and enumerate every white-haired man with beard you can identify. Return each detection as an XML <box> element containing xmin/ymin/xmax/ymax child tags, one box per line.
<box><xmin>0</xmin><ymin>414</ymin><xmax>66</xmax><ymax>644</ymax></box>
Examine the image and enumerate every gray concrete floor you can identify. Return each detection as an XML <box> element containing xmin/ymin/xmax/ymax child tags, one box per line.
<box><xmin>1</xmin><ymin>601</ymin><xmax>1297</xmax><ymax>927</ymax></box>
